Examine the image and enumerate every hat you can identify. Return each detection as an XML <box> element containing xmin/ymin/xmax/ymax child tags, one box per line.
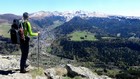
<box><xmin>23</xmin><ymin>12</ymin><xmax>29</xmax><ymax>19</ymax></box>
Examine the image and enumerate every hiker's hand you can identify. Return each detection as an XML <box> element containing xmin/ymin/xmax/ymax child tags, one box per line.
<box><xmin>38</xmin><ymin>31</ymin><xmax>40</xmax><ymax>36</ymax></box>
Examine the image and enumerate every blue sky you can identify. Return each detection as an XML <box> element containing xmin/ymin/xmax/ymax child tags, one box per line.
<box><xmin>0</xmin><ymin>0</ymin><xmax>140</xmax><ymax>16</ymax></box>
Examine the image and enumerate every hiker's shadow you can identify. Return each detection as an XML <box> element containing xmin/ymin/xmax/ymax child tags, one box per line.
<box><xmin>0</xmin><ymin>69</ymin><xmax>19</xmax><ymax>75</ymax></box>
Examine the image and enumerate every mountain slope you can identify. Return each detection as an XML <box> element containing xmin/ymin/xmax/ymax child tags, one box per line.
<box><xmin>53</xmin><ymin>17</ymin><xmax>107</xmax><ymax>37</ymax></box>
<box><xmin>53</xmin><ymin>16</ymin><xmax>140</xmax><ymax>38</ymax></box>
<box><xmin>0</xmin><ymin>14</ymin><xmax>21</xmax><ymax>23</ymax></box>
<box><xmin>31</xmin><ymin>16</ymin><xmax>66</xmax><ymax>28</ymax></box>
<box><xmin>87</xmin><ymin>16</ymin><xmax>140</xmax><ymax>37</ymax></box>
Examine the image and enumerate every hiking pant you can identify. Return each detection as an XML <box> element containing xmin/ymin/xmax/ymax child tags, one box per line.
<box><xmin>20</xmin><ymin>37</ymin><xmax>30</xmax><ymax>71</ymax></box>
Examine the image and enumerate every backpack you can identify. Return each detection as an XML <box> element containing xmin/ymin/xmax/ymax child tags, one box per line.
<box><xmin>10</xmin><ymin>19</ymin><xmax>25</xmax><ymax>44</ymax></box>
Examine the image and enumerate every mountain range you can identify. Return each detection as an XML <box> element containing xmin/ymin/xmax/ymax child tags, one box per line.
<box><xmin>30</xmin><ymin>11</ymin><xmax>108</xmax><ymax>21</ymax></box>
<box><xmin>1</xmin><ymin>11</ymin><xmax>140</xmax><ymax>38</ymax></box>
<box><xmin>1</xmin><ymin>10</ymin><xmax>140</xmax><ymax>23</ymax></box>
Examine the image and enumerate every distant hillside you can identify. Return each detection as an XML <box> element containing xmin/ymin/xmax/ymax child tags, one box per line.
<box><xmin>0</xmin><ymin>14</ymin><xmax>21</xmax><ymax>23</ymax></box>
<box><xmin>53</xmin><ymin>17</ymin><xmax>107</xmax><ymax>37</ymax></box>
<box><xmin>31</xmin><ymin>16</ymin><xmax>66</xmax><ymax>28</ymax></box>
<box><xmin>53</xmin><ymin>16</ymin><xmax>140</xmax><ymax>38</ymax></box>
<box><xmin>0</xmin><ymin>23</ymin><xmax>10</xmax><ymax>37</ymax></box>
<box><xmin>0</xmin><ymin>13</ymin><xmax>66</xmax><ymax>30</ymax></box>
<box><xmin>0</xmin><ymin>14</ymin><xmax>41</xmax><ymax>32</ymax></box>
<box><xmin>88</xmin><ymin>16</ymin><xmax>140</xmax><ymax>38</ymax></box>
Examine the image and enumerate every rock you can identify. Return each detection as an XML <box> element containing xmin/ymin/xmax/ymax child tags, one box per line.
<box><xmin>0</xmin><ymin>55</ymin><xmax>20</xmax><ymax>70</ymax></box>
<box><xmin>0</xmin><ymin>73</ymin><xmax>32</xmax><ymax>79</ymax></box>
<box><xmin>0</xmin><ymin>54</ymin><xmax>111</xmax><ymax>79</ymax></box>
<box><xmin>100</xmin><ymin>75</ymin><xmax>112</xmax><ymax>79</ymax></box>
<box><xmin>0</xmin><ymin>73</ymin><xmax>48</xmax><ymax>79</ymax></box>
<box><xmin>66</xmin><ymin>64</ymin><xmax>112</xmax><ymax>79</ymax></box>
<box><xmin>66</xmin><ymin>64</ymin><xmax>97</xmax><ymax>79</ymax></box>
<box><xmin>0</xmin><ymin>55</ymin><xmax>47</xmax><ymax>79</ymax></box>
<box><xmin>36</xmin><ymin>76</ymin><xmax>48</xmax><ymax>79</ymax></box>
<box><xmin>44</xmin><ymin>64</ymin><xmax>112</xmax><ymax>79</ymax></box>
<box><xmin>44</xmin><ymin>67</ymin><xmax>67</xmax><ymax>79</ymax></box>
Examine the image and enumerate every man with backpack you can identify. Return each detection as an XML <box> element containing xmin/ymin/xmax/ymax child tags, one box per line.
<box><xmin>19</xmin><ymin>12</ymin><xmax>40</xmax><ymax>73</ymax></box>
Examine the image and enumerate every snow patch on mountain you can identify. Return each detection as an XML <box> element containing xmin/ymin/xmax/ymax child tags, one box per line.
<box><xmin>30</xmin><ymin>11</ymin><xmax>53</xmax><ymax>18</ymax></box>
<box><xmin>30</xmin><ymin>10</ymin><xmax>108</xmax><ymax>21</ymax></box>
<box><xmin>27</xmin><ymin>10</ymin><xmax>140</xmax><ymax>21</ymax></box>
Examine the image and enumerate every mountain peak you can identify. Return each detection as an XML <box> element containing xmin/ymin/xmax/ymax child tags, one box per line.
<box><xmin>30</xmin><ymin>11</ymin><xmax>53</xmax><ymax>18</ymax></box>
<box><xmin>29</xmin><ymin>10</ymin><xmax>108</xmax><ymax>21</ymax></box>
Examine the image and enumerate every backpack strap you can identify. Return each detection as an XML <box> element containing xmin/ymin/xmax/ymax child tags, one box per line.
<box><xmin>21</xmin><ymin>21</ymin><xmax>29</xmax><ymax>32</ymax></box>
<box><xmin>19</xmin><ymin>20</ymin><xmax>24</xmax><ymax>29</ymax></box>
<box><xmin>25</xmin><ymin>22</ymin><xmax>29</xmax><ymax>32</ymax></box>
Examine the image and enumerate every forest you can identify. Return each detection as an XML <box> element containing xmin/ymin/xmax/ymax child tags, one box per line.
<box><xmin>51</xmin><ymin>36</ymin><xmax>140</xmax><ymax>78</ymax></box>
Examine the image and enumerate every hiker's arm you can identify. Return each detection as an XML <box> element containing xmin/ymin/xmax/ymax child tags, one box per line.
<box><xmin>27</xmin><ymin>22</ymin><xmax>38</xmax><ymax>36</ymax></box>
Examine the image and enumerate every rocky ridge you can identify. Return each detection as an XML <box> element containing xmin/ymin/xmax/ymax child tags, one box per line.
<box><xmin>0</xmin><ymin>54</ymin><xmax>112</xmax><ymax>79</ymax></box>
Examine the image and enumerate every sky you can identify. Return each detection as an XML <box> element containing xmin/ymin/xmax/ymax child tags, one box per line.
<box><xmin>0</xmin><ymin>0</ymin><xmax>140</xmax><ymax>16</ymax></box>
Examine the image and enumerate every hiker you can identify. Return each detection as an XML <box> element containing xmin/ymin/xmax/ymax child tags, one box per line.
<box><xmin>20</xmin><ymin>12</ymin><xmax>40</xmax><ymax>73</ymax></box>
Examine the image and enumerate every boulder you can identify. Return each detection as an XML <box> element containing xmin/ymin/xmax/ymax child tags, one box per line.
<box><xmin>0</xmin><ymin>55</ymin><xmax>47</xmax><ymax>79</ymax></box>
<box><xmin>0</xmin><ymin>55</ymin><xmax>20</xmax><ymax>70</ymax></box>
<box><xmin>44</xmin><ymin>64</ymin><xmax>112</xmax><ymax>79</ymax></box>
<box><xmin>44</xmin><ymin>67</ymin><xmax>67</xmax><ymax>79</ymax></box>
<box><xmin>66</xmin><ymin>64</ymin><xmax>112</xmax><ymax>79</ymax></box>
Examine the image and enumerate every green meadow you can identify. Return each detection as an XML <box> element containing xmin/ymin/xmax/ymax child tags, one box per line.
<box><xmin>0</xmin><ymin>23</ymin><xmax>11</xmax><ymax>38</ymax></box>
<box><xmin>68</xmin><ymin>31</ymin><xmax>98</xmax><ymax>41</ymax></box>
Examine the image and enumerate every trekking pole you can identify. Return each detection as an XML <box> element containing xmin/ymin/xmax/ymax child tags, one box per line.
<box><xmin>38</xmin><ymin>34</ymin><xmax>40</xmax><ymax>70</ymax></box>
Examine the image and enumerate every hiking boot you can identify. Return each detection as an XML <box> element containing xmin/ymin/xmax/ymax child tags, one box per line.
<box><xmin>20</xmin><ymin>69</ymin><xmax>28</xmax><ymax>73</ymax></box>
<box><xmin>25</xmin><ymin>64</ymin><xmax>29</xmax><ymax>68</ymax></box>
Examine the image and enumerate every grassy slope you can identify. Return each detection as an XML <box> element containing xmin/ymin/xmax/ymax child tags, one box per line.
<box><xmin>0</xmin><ymin>23</ymin><xmax>11</xmax><ymax>38</ymax></box>
<box><xmin>47</xmin><ymin>20</ymin><xmax>64</xmax><ymax>31</ymax></box>
<box><xmin>68</xmin><ymin>31</ymin><xmax>98</xmax><ymax>41</ymax></box>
